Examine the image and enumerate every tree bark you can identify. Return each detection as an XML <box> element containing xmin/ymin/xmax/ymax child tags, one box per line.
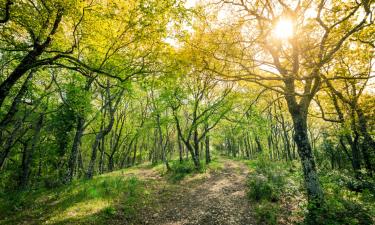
<box><xmin>86</xmin><ymin>86</ymin><xmax>122</xmax><ymax>179</ymax></box>
<box><xmin>291</xmin><ymin>111</ymin><xmax>324</xmax><ymax>204</ymax></box>
<box><xmin>19</xmin><ymin>113</ymin><xmax>44</xmax><ymax>188</ymax></box>
<box><xmin>357</xmin><ymin>108</ymin><xmax>375</xmax><ymax>176</ymax></box>
<box><xmin>178</xmin><ymin>131</ymin><xmax>183</xmax><ymax>163</ymax></box>
<box><xmin>67</xmin><ymin>116</ymin><xmax>85</xmax><ymax>182</ymax></box>
<box><xmin>205</xmin><ymin>123</ymin><xmax>211</xmax><ymax>164</ymax></box>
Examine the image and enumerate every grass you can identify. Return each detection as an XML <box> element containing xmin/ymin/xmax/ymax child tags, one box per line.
<box><xmin>5</xmin><ymin>155</ymin><xmax>370</xmax><ymax>225</ymax></box>
<box><xmin>0</xmin><ymin>157</ymin><xmax>225</xmax><ymax>224</ymax></box>
<box><xmin>0</xmin><ymin>170</ymin><xmax>149</xmax><ymax>225</ymax></box>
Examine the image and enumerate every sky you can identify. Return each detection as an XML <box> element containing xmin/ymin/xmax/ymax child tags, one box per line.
<box><xmin>185</xmin><ymin>0</ymin><xmax>198</xmax><ymax>8</ymax></box>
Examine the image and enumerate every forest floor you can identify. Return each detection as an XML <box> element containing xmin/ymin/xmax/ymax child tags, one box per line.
<box><xmin>0</xmin><ymin>157</ymin><xmax>256</xmax><ymax>225</ymax></box>
<box><xmin>137</xmin><ymin>159</ymin><xmax>255</xmax><ymax>225</ymax></box>
<box><xmin>2</xmin><ymin>157</ymin><xmax>374</xmax><ymax>225</ymax></box>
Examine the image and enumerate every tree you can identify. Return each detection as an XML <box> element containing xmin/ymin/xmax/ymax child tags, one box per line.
<box><xmin>200</xmin><ymin>0</ymin><xmax>374</xmax><ymax>207</ymax></box>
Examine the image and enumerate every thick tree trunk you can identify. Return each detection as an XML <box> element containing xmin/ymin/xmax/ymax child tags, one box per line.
<box><xmin>292</xmin><ymin>112</ymin><xmax>324</xmax><ymax>205</ymax></box>
<box><xmin>152</xmin><ymin>130</ymin><xmax>158</xmax><ymax>164</ymax></box>
<box><xmin>189</xmin><ymin>143</ymin><xmax>200</xmax><ymax>168</ymax></box>
<box><xmin>0</xmin><ymin>50</ymin><xmax>41</xmax><ymax>108</ymax></box>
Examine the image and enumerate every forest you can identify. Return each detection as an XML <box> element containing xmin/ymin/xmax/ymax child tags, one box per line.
<box><xmin>0</xmin><ymin>0</ymin><xmax>374</xmax><ymax>224</ymax></box>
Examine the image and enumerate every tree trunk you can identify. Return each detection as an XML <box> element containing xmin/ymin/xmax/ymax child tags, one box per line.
<box><xmin>178</xmin><ymin>131</ymin><xmax>183</xmax><ymax>163</ymax></box>
<box><xmin>205</xmin><ymin>132</ymin><xmax>211</xmax><ymax>164</ymax></box>
<box><xmin>19</xmin><ymin>113</ymin><xmax>44</xmax><ymax>188</ymax></box>
<box><xmin>86</xmin><ymin>85</ymin><xmax>122</xmax><ymax>179</ymax></box>
<box><xmin>347</xmin><ymin>134</ymin><xmax>362</xmax><ymax>176</ymax></box>
<box><xmin>0</xmin><ymin>120</ymin><xmax>24</xmax><ymax>170</ymax></box>
<box><xmin>99</xmin><ymin>137</ymin><xmax>106</xmax><ymax>174</ymax></box>
<box><xmin>132</xmin><ymin>141</ymin><xmax>138</xmax><ymax>166</ymax></box>
<box><xmin>357</xmin><ymin>108</ymin><xmax>375</xmax><ymax>176</ymax></box>
<box><xmin>193</xmin><ymin>128</ymin><xmax>200</xmax><ymax>161</ymax></box>
<box><xmin>291</xmin><ymin>112</ymin><xmax>324</xmax><ymax>205</ymax></box>
<box><xmin>255</xmin><ymin>136</ymin><xmax>262</xmax><ymax>152</ymax></box>
<box><xmin>0</xmin><ymin>7</ymin><xmax>63</xmax><ymax>108</ymax></box>
<box><xmin>0</xmin><ymin>70</ymin><xmax>34</xmax><ymax>130</ymax></box>
<box><xmin>0</xmin><ymin>50</ymin><xmax>42</xmax><ymax>108</ymax></box>
<box><xmin>67</xmin><ymin>116</ymin><xmax>85</xmax><ymax>182</ymax></box>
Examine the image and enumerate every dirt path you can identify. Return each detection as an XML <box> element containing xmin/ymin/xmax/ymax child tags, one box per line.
<box><xmin>141</xmin><ymin>159</ymin><xmax>255</xmax><ymax>225</ymax></box>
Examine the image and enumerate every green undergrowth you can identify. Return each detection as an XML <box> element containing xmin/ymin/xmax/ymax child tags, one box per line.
<box><xmin>164</xmin><ymin>157</ymin><xmax>224</xmax><ymax>183</ymax></box>
<box><xmin>244</xmin><ymin>155</ymin><xmax>375</xmax><ymax>225</ymax></box>
<box><xmin>307</xmin><ymin>170</ymin><xmax>375</xmax><ymax>225</ymax></box>
<box><xmin>0</xmin><ymin>171</ymin><xmax>149</xmax><ymax>225</ymax></box>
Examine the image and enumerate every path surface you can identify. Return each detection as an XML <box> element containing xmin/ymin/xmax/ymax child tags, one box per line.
<box><xmin>140</xmin><ymin>160</ymin><xmax>255</xmax><ymax>225</ymax></box>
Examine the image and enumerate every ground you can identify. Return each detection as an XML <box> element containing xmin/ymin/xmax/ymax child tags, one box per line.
<box><xmin>2</xmin><ymin>157</ymin><xmax>374</xmax><ymax>225</ymax></box>
<box><xmin>140</xmin><ymin>160</ymin><xmax>255</xmax><ymax>225</ymax></box>
<box><xmin>0</xmin><ymin>158</ymin><xmax>256</xmax><ymax>225</ymax></box>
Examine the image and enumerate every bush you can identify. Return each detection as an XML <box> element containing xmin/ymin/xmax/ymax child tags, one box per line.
<box><xmin>254</xmin><ymin>202</ymin><xmax>280</xmax><ymax>225</ymax></box>
<box><xmin>247</xmin><ymin>174</ymin><xmax>276</xmax><ymax>201</ymax></box>
<box><xmin>306</xmin><ymin>170</ymin><xmax>375</xmax><ymax>225</ymax></box>
<box><xmin>167</xmin><ymin>160</ymin><xmax>205</xmax><ymax>182</ymax></box>
<box><xmin>246</xmin><ymin>158</ymin><xmax>287</xmax><ymax>202</ymax></box>
<box><xmin>305</xmin><ymin>197</ymin><xmax>373</xmax><ymax>225</ymax></box>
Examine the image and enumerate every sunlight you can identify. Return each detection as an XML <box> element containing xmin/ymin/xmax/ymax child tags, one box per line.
<box><xmin>274</xmin><ymin>19</ymin><xmax>294</xmax><ymax>39</ymax></box>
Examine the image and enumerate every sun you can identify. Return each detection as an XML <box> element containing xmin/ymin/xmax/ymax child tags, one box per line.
<box><xmin>274</xmin><ymin>19</ymin><xmax>294</xmax><ymax>39</ymax></box>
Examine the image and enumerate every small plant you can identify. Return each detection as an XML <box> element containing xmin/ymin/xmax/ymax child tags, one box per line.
<box><xmin>247</xmin><ymin>174</ymin><xmax>275</xmax><ymax>201</ymax></box>
<box><xmin>167</xmin><ymin>160</ymin><xmax>198</xmax><ymax>182</ymax></box>
<box><xmin>254</xmin><ymin>202</ymin><xmax>279</xmax><ymax>224</ymax></box>
<box><xmin>103</xmin><ymin>206</ymin><xmax>117</xmax><ymax>216</ymax></box>
<box><xmin>246</xmin><ymin>158</ymin><xmax>287</xmax><ymax>202</ymax></box>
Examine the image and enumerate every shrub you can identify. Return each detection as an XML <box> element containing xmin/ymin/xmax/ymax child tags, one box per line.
<box><xmin>247</xmin><ymin>174</ymin><xmax>276</xmax><ymax>201</ymax></box>
<box><xmin>246</xmin><ymin>158</ymin><xmax>287</xmax><ymax>202</ymax></box>
<box><xmin>254</xmin><ymin>202</ymin><xmax>280</xmax><ymax>225</ymax></box>
<box><xmin>167</xmin><ymin>160</ymin><xmax>204</xmax><ymax>182</ymax></box>
<box><xmin>305</xmin><ymin>197</ymin><xmax>373</xmax><ymax>225</ymax></box>
<box><xmin>103</xmin><ymin>206</ymin><xmax>117</xmax><ymax>216</ymax></box>
<box><xmin>306</xmin><ymin>170</ymin><xmax>375</xmax><ymax>225</ymax></box>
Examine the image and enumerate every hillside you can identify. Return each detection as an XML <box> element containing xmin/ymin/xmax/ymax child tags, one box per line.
<box><xmin>1</xmin><ymin>158</ymin><xmax>254</xmax><ymax>225</ymax></box>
